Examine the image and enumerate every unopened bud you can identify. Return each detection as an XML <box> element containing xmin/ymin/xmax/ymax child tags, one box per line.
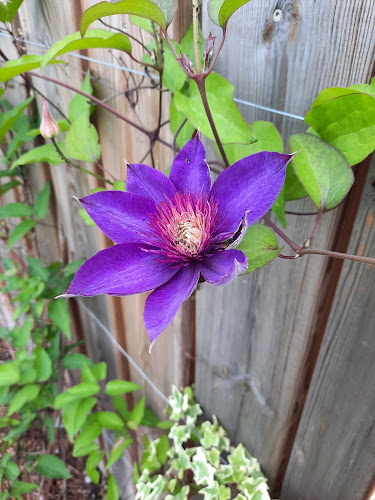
<box><xmin>203</xmin><ymin>33</ymin><xmax>216</xmax><ymax>67</ymax></box>
<box><xmin>178</xmin><ymin>52</ymin><xmax>195</xmax><ymax>74</ymax></box>
<box><xmin>40</xmin><ymin>99</ymin><xmax>60</xmax><ymax>139</ymax></box>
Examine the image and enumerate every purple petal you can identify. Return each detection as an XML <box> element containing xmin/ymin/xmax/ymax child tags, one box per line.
<box><xmin>169</xmin><ymin>136</ymin><xmax>211</xmax><ymax>196</ymax></box>
<box><xmin>210</xmin><ymin>152</ymin><xmax>293</xmax><ymax>235</ymax></box>
<box><xmin>144</xmin><ymin>263</ymin><xmax>200</xmax><ymax>344</ymax></box>
<box><xmin>64</xmin><ymin>243</ymin><xmax>179</xmax><ymax>297</ymax></box>
<box><xmin>126</xmin><ymin>163</ymin><xmax>176</xmax><ymax>203</ymax></box>
<box><xmin>79</xmin><ymin>191</ymin><xmax>155</xmax><ymax>244</ymax></box>
<box><xmin>200</xmin><ymin>249</ymin><xmax>247</xmax><ymax>285</ymax></box>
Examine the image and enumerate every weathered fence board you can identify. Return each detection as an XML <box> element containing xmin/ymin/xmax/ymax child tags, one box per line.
<box><xmin>280</xmin><ymin>158</ymin><xmax>375</xmax><ymax>500</ymax></box>
<box><xmin>197</xmin><ymin>0</ymin><xmax>375</xmax><ymax>495</ymax></box>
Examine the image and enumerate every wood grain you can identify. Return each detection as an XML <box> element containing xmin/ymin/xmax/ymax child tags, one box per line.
<box><xmin>197</xmin><ymin>0</ymin><xmax>375</xmax><ymax>495</ymax></box>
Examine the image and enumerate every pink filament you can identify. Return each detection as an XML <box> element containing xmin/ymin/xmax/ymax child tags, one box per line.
<box><xmin>145</xmin><ymin>192</ymin><xmax>219</xmax><ymax>263</ymax></box>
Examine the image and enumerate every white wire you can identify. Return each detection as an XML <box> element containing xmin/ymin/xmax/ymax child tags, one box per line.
<box><xmin>0</xmin><ymin>31</ymin><xmax>305</xmax><ymax>120</ymax></box>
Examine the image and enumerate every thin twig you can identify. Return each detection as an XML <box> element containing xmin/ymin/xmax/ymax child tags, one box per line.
<box><xmin>298</xmin><ymin>248</ymin><xmax>375</xmax><ymax>264</ymax></box>
<box><xmin>173</xmin><ymin>118</ymin><xmax>187</xmax><ymax>157</ymax></box>
<box><xmin>263</xmin><ymin>214</ymin><xmax>300</xmax><ymax>252</ymax></box>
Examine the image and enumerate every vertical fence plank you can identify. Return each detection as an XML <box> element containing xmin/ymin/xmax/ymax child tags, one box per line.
<box><xmin>280</xmin><ymin>157</ymin><xmax>375</xmax><ymax>500</ymax></box>
<box><xmin>197</xmin><ymin>0</ymin><xmax>375</xmax><ymax>494</ymax></box>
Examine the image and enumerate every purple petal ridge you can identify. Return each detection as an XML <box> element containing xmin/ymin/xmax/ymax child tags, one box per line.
<box><xmin>67</xmin><ymin>243</ymin><xmax>179</xmax><ymax>297</ymax></box>
<box><xmin>79</xmin><ymin>191</ymin><xmax>156</xmax><ymax>244</ymax></box>
<box><xmin>211</xmin><ymin>151</ymin><xmax>293</xmax><ymax>235</ymax></box>
<box><xmin>126</xmin><ymin>163</ymin><xmax>176</xmax><ymax>203</ymax></box>
<box><xmin>200</xmin><ymin>249</ymin><xmax>247</xmax><ymax>285</ymax></box>
<box><xmin>169</xmin><ymin>136</ymin><xmax>211</xmax><ymax>196</ymax></box>
<box><xmin>144</xmin><ymin>263</ymin><xmax>200</xmax><ymax>343</ymax></box>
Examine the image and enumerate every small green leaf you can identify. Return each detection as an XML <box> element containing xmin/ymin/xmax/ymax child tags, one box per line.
<box><xmin>34</xmin><ymin>348</ymin><xmax>53</xmax><ymax>382</ymax></box>
<box><xmin>0</xmin><ymin>0</ymin><xmax>24</xmax><ymax>23</ymax></box>
<box><xmin>41</xmin><ymin>29</ymin><xmax>131</xmax><ymax>73</ymax></box>
<box><xmin>68</xmin><ymin>73</ymin><xmax>93</xmax><ymax>122</ymax></box>
<box><xmin>105</xmin><ymin>380</ymin><xmax>142</xmax><ymax>396</ymax></box>
<box><xmin>48</xmin><ymin>299</ymin><xmax>71</xmax><ymax>339</ymax></box>
<box><xmin>43</xmin><ymin>414</ymin><xmax>55</xmax><ymax>443</ymax></box>
<box><xmin>91</xmin><ymin>362</ymin><xmax>107</xmax><ymax>381</ymax></box>
<box><xmin>1</xmin><ymin>180</ymin><xmax>21</xmax><ymax>195</ymax></box>
<box><xmin>73</xmin><ymin>421</ymin><xmax>102</xmax><ymax>457</ymax></box>
<box><xmin>11</xmin><ymin>142</ymin><xmax>64</xmax><ymax>169</ymax></box>
<box><xmin>81</xmin><ymin>364</ymin><xmax>97</xmax><ymax>384</ymax></box>
<box><xmin>305</xmin><ymin>91</ymin><xmax>375</xmax><ymax>166</ymax></box>
<box><xmin>289</xmin><ymin>133</ymin><xmax>354</xmax><ymax>210</ymax></box>
<box><xmin>112</xmin><ymin>180</ymin><xmax>126</xmax><ymax>191</ymax></box>
<box><xmin>0</xmin><ymin>55</ymin><xmax>62</xmax><ymax>83</ymax></box>
<box><xmin>7</xmin><ymin>219</ymin><xmax>36</xmax><ymax>250</ymax></box>
<box><xmin>96</xmin><ymin>411</ymin><xmax>125</xmax><ymax>430</ymax></box>
<box><xmin>156</xmin><ymin>434</ymin><xmax>169</xmax><ymax>465</ymax></box>
<box><xmin>284</xmin><ymin>163</ymin><xmax>307</xmax><ymax>201</ymax></box>
<box><xmin>112</xmin><ymin>395</ymin><xmax>131</xmax><ymax>421</ymax></box>
<box><xmin>12</xmin><ymin>316</ymin><xmax>33</xmax><ymax>349</ymax></box>
<box><xmin>0</xmin><ymin>96</ymin><xmax>33</xmax><ymax>142</ymax></box>
<box><xmin>63</xmin><ymin>397</ymin><xmax>97</xmax><ymax>441</ymax></box>
<box><xmin>81</xmin><ymin>1</ymin><xmax>167</xmax><ymax>37</ymax></box>
<box><xmin>63</xmin><ymin>259</ymin><xmax>85</xmax><ymax>277</ymax></box>
<box><xmin>106</xmin><ymin>473</ymin><xmax>119</xmax><ymax>500</ymax></box>
<box><xmin>237</xmin><ymin>224</ymin><xmax>281</xmax><ymax>274</ymax></box>
<box><xmin>130</xmin><ymin>15</ymin><xmax>154</xmax><ymax>34</ymax></box>
<box><xmin>271</xmin><ymin>186</ymin><xmax>287</xmax><ymax>228</ymax></box>
<box><xmin>5</xmin><ymin>461</ymin><xmax>20</xmax><ymax>480</ymax></box>
<box><xmin>208</xmin><ymin>0</ymin><xmax>253</xmax><ymax>27</ymax></box>
<box><xmin>86</xmin><ymin>450</ymin><xmax>105</xmax><ymax>484</ymax></box>
<box><xmin>10</xmin><ymin>481</ymin><xmax>38</xmax><ymax>496</ymax></box>
<box><xmin>106</xmin><ymin>436</ymin><xmax>132</xmax><ymax>469</ymax></box>
<box><xmin>80</xmin><ymin>207</ymin><xmax>96</xmax><ymax>226</ymax></box>
<box><xmin>0</xmin><ymin>202</ymin><xmax>33</xmax><ymax>218</ymax></box>
<box><xmin>34</xmin><ymin>181</ymin><xmax>51</xmax><ymax>219</ymax></box>
<box><xmin>65</xmin><ymin>109</ymin><xmax>100</xmax><ymax>162</ymax></box>
<box><xmin>35</xmin><ymin>454</ymin><xmax>71</xmax><ymax>479</ymax></box>
<box><xmin>54</xmin><ymin>383</ymin><xmax>100</xmax><ymax>409</ymax></box>
<box><xmin>63</xmin><ymin>353</ymin><xmax>93</xmax><ymax>370</ymax></box>
<box><xmin>349</xmin><ymin>77</ymin><xmax>375</xmax><ymax>95</ymax></box>
<box><xmin>27</xmin><ymin>256</ymin><xmax>49</xmax><ymax>281</ymax></box>
<box><xmin>127</xmin><ymin>395</ymin><xmax>145</xmax><ymax>430</ymax></box>
<box><xmin>7</xmin><ymin>384</ymin><xmax>40</xmax><ymax>416</ymax></box>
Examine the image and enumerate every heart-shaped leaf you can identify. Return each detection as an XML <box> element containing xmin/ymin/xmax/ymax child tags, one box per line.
<box><xmin>208</xmin><ymin>0</ymin><xmax>253</xmax><ymax>28</ymax></box>
<box><xmin>81</xmin><ymin>0</ymin><xmax>167</xmax><ymax>36</ymax></box>
<box><xmin>289</xmin><ymin>133</ymin><xmax>354</xmax><ymax>210</ymax></box>
<box><xmin>40</xmin><ymin>29</ymin><xmax>132</xmax><ymax>73</ymax></box>
<box><xmin>237</xmin><ymin>224</ymin><xmax>281</xmax><ymax>274</ymax></box>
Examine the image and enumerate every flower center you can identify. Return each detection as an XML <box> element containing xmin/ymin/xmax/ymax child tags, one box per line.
<box><xmin>145</xmin><ymin>192</ymin><xmax>219</xmax><ymax>263</ymax></box>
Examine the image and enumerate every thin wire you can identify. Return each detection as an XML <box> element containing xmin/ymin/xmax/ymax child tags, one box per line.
<box><xmin>0</xmin><ymin>31</ymin><xmax>305</xmax><ymax>120</ymax></box>
<box><xmin>77</xmin><ymin>299</ymin><xmax>228</xmax><ymax>465</ymax></box>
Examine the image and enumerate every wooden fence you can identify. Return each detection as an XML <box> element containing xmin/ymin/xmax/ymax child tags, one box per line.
<box><xmin>2</xmin><ymin>0</ymin><xmax>375</xmax><ymax>498</ymax></box>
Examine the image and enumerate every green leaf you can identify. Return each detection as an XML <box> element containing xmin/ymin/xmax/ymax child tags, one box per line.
<box><xmin>170</xmin><ymin>95</ymin><xmax>195</xmax><ymax>150</ymax></box>
<box><xmin>81</xmin><ymin>1</ymin><xmax>167</xmax><ymax>37</ymax></box>
<box><xmin>112</xmin><ymin>180</ymin><xmax>126</xmax><ymax>191</ymax></box>
<box><xmin>1</xmin><ymin>180</ymin><xmax>21</xmax><ymax>195</ymax></box>
<box><xmin>180</xmin><ymin>22</ymin><xmax>205</xmax><ymax>71</ymax></box>
<box><xmin>5</xmin><ymin>461</ymin><xmax>20</xmax><ymax>480</ymax></box>
<box><xmin>68</xmin><ymin>73</ymin><xmax>93</xmax><ymax>122</ymax></box>
<box><xmin>63</xmin><ymin>353</ymin><xmax>93</xmax><ymax>370</ymax></box>
<box><xmin>43</xmin><ymin>414</ymin><xmax>55</xmax><ymax>443</ymax></box>
<box><xmin>106</xmin><ymin>473</ymin><xmax>119</xmax><ymax>500</ymax></box>
<box><xmin>163</xmin><ymin>39</ymin><xmax>187</xmax><ymax>92</ymax></box>
<box><xmin>35</xmin><ymin>454</ymin><xmax>71</xmax><ymax>479</ymax></box>
<box><xmin>12</xmin><ymin>316</ymin><xmax>33</xmax><ymax>349</ymax></box>
<box><xmin>105</xmin><ymin>380</ymin><xmax>142</xmax><ymax>396</ymax></box>
<box><xmin>222</xmin><ymin>120</ymin><xmax>283</xmax><ymax>164</ymax></box>
<box><xmin>349</xmin><ymin>77</ymin><xmax>375</xmax><ymax>95</ymax></box>
<box><xmin>0</xmin><ymin>96</ymin><xmax>34</xmax><ymax>142</ymax></box>
<box><xmin>48</xmin><ymin>299</ymin><xmax>71</xmax><ymax>339</ymax></box>
<box><xmin>289</xmin><ymin>133</ymin><xmax>354</xmax><ymax>210</ymax></box>
<box><xmin>63</xmin><ymin>259</ymin><xmax>84</xmax><ymax>277</ymax></box>
<box><xmin>0</xmin><ymin>0</ymin><xmax>24</xmax><ymax>22</ymax></box>
<box><xmin>65</xmin><ymin>109</ymin><xmax>101</xmax><ymax>162</ymax></box>
<box><xmin>80</xmin><ymin>207</ymin><xmax>96</xmax><ymax>226</ymax></box>
<box><xmin>54</xmin><ymin>383</ymin><xmax>100</xmax><ymax>409</ymax></box>
<box><xmin>7</xmin><ymin>384</ymin><xmax>40</xmax><ymax>416</ymax></box>
<box><xmin>11</xmin><ymin>142</ymin><xmax>64</xmax><ymax>169</ymax></box>
<box><xmin>284</xmin><ymin>163</ymin><xmax>307</xmax><ymax>201</ymax></box>
<box><xmin>34</xmin><ymin>347</ymin><xmax>53</xmax><ymax>382</ymax></box>
<box><xmin>41</xmin><ymin>29</ymin><xmax>132</xmax><ymax>73</ymax></box>
<box><xmin>127</xmin><ymin>395</ymin><xmax>145</xmax><ymax>430</ymax></box>
<box><xmin>91</xmin><ymin>362</ymin><xmax>107</xmax><ymax>381</ymax></box>
<box><xmin>208</xmin><ymin>0</ymin><xmax>252</xmax><ymax>27</ymax></box>
<box><xmin>272</xmin><ymin>187</ymin><xmax>287</xmax><ymax>228</ymax></box>
<box><xmin>106</xmin><ymin>436</ymin><xmax>132</xmax><ymax>469</ymax></box>
<box><xmin>112</xmin><ymin>395</ymin><xmax>131</xmax><ymax>421</ymax></box>
<box><xmin>305</xmin><ymin>91</ymin><xmax>375</xmax><ymax>166</ymax></box>
<box><xmin>96</xmin><ymin>411</ymin><xmax>125</xmax><ymax>430</ymax></box>
<box><xmin>174</xmin><ymin>72</ymin><xmax>255</xmax><ymax>145</ymax></box>
<box><xmin>81</xmin><ymin>364</ymin><xmax>97</xmax><ymax>383</ymax></box>
<box><xmin>28</xmin><ymin>256</ymin><xmax>49</xmax><ymax>281</ymax></box>
<box><xmin>10</xmin><ymin>481</ymin><xmax>38</xmax><ymax>496</ymax></box>
<box><xmin>0</xmin><ymin>55</ymin><xmax>62</xmax><ymax>83</ymax></box>
<box><xmin>73</xmin><ymin>421</ymin><xmax>102</xmax><ymax>457</ymax></box>
<box><xmin>156</xmin><ymin>434</ymin><xmax>169</xmax><ymax>465</ymax></box>
<box><xmin>7</xmin><ymin>219</ymin><xmax>36</xmax><ymax>250</ymax></box>
<box><xmin>130</xmin><ymin>15</ymin><xmax>154</xmax><ymax>34</ymax></box>
<box><xmin>237</xmin><ymin>224</ymin><xmax>281</xmax><ymax>274</ymax></box>
<box><xmin>86</xmin><ymin>450</ymin><xmax>105</xmax><ymax>484</ymax></box>
<box><xmin>0</xmin><ymin>202</ymin><xmax>33</xmax><ymax>218</ymax></box>
<box><xmin>33</xmin><ymin>181</ymin><xmax>51</xmax><ymax>219</ymax></box>
<box><xmin>63</xmin><ymin>397</ymin><xmax>97</xmax><ymax>441</ymax></box>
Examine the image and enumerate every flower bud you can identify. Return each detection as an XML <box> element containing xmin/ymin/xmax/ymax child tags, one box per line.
<box><xmin>40</xmin><ymin>99</ymin><xmax>60</xmax><ymax>139</ymax></box>
<box><xmin>203</xmin><ymin>33</ymin><xmax>216</xmax><ymax>68</ymax></box>
<box><xmin>178</xmin><ymin>52</ymin><xmax>195</xmax><ymax>74</ymax></box>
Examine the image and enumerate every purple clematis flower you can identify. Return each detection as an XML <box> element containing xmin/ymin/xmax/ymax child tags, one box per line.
<box><xmin>61</xmin><ymin>137</ymin><xmax>293</xmax><ymax>349</ymax></box>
